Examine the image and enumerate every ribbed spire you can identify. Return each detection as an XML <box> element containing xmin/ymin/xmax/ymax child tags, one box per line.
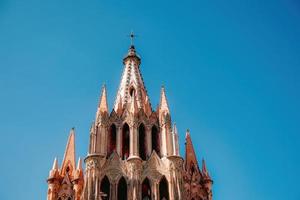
<box><xmin>114</xmin><ymin>45</ymin><xmax>151</xmax><ymax>114</ymax></box>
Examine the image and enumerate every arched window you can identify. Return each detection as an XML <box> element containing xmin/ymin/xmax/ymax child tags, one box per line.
<box><xmin>100</xmin><ymin>176</ymin><xmax>110</xmax><ymax>200</ymax></box>
<box><xmin>117</xmin><ymin>177</ymin><xmax>127</xmax><ymax>200</ymax></box>
<box><xmin>129</xmin><ymin>87</ymin><xmax>135</xmax><ymax>97</ymax></box>
<box><xmin>139</xmin><ymin>123</ymin><xmax>147</xmax><ymax>160</ymax></box>
<box><xmin>142</xmin><ymin>178</ymin><xmax>151</xmax><ymax>200</ymax></box>
<box><xmin>151</xmin><ymin>126</ymin><xmax>160</xmax><ymax>157</ymax></box>
<box><xmin>122</xmin><ymin>123</ymin><xmax>130</xmax><ymax>160</ymax></box>
<box><xmin>107</xmin><ymin>124</ymin><xmax>117</xmax><ymax>157</ymax></box>
<box><xmin>159</xmin><ymin>176</ymin><xmax>169</xmax><ymax>200</ymax></box>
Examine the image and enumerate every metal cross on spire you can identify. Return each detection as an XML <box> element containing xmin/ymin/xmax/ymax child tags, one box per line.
<box><xmin>128</xmin><ymin>30</ymin><xmax>137</xmax><ymax>46</ymax></box>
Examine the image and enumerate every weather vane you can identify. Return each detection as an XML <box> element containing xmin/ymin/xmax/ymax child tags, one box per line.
<box><xmin>128</xmin><ymin>30</ymin><xmax>137</xmax><ymax>46</ymax></box>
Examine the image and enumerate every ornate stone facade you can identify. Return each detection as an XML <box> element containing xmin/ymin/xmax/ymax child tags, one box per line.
<box><xmin>47</xmin><ymin>44</ymin><xmax>213</xmax><ymax>200</ymax></box>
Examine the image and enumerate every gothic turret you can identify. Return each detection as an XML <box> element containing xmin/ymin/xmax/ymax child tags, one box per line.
<box><xmin>47</xmin><ymin>129</ymin><xmax>83</xmax><ymax>200</ymax></box>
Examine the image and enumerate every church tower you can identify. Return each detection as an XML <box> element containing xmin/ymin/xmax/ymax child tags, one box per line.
<box><xmin>46</xmin><ymin>40</ymin><xmax>213</xmax><ymax>200</ymax></box>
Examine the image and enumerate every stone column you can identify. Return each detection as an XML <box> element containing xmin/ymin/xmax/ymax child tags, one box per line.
<box><xmin>116</xmin><ymin>126</ymin><xmax>122</xmax><ymax>156</ymax></box>
<box><xmin>160</xmin><ymin>125</ymin><xmax>168</xmax><ymax>157</ymax></box>
<box><xmin>153</xmin><ymin>180</ymin><xmax>159</xmax><ymax>200</ymax></box>
<box><xmin>111</xmin><ymin>182</ymin><xmax>117</xmax><ymax>200</ymax></box>
<box><xmin>146</xmin><ymin>125</ymin><xmax>152</xmax><ymax>157</ymax></box>
<box><xmin>130</xmin><ymin>124</ymin><xmax>139</xmax><ymax>158</ymax></box>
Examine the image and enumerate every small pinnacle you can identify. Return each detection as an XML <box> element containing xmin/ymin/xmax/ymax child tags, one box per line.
<box><xmin>77</xmin><ymin>157</ymin><xmax>82</xmax><ymax>170</ymax></box>
<box><xmin>52</xmin><ymin>157</ymin><xmax>58</xmax><ymax>170</ymax></box>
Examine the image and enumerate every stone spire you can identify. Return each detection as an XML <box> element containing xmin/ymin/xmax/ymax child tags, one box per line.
<box><xmin>114</xmin><ymin>45</ymin><xmax>151</xmax><ymax>113</ymax></box>
<box><xmin>159</xmin><ymin>86</ymin><xmax>170</xmax><ymax>115</ymax></box>
<box><xmin>61</xmin><ymin>128</ymin><xmax>76</xmax><ymax>177</ymax></box>
<box><xmin>202</xmin><ymin>159</ymin><xmax>211</xmax><ymax>180</ymax></box>
<box><xmin>48</xmin><ymin>157</ymin><xmax>59</xmax><ymax>179</ymax></box>
<box><xmin>77</xmin><ymin>157</ymin><xmax>83</xmax><ymax>170</ymax></box>
<box><xmin>96</xmin><ymin>85</ymin><xmax>108</xmax><ymax>117</ymax></box>
<box><xmin>172</xmin><ymin>123</ymin><xmax>180</xmax><ymax>156</ymax></box>
<box><xmin>52</xmin><ymin>157</ymin><xmax>58</xmax><ymax>170</ymax></box>
<box><xmin>185</xmin><ymin>130</ymin><xmax>200</xmax><ymax>173</ymax></box>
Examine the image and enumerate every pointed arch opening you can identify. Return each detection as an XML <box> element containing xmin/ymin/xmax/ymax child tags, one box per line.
<box><xmin>151</xmin><ymin>126</ymin><xmax>160</xmax><ymax>157</ymax></box>
<box><xmin>159</xmin><ymin>176</ymin><xmax>169</xmax><ymax>200</ymax></box>
<box><xmin>142</xmin><ymin>178</ymin><xmax>152</xmax><ymax>200</ymax></box>
<box><xmin>100</xmin><ymin>176</ymin><xmax>110</xmax><ymax>200</ymax></box>
<box><xmin>139</xmin><ymin>123</ymin><xmax>147</xmax><ymax>160</ymax></box>
<box><xmin>107</xmin><ymin>124</ymin><xmax>117</xmax><ymax>157</ymax></box>
<box><xmin>122</xmin><ymin>123</ymin><xmax>130</xmax><ymax>160</ymax></box>
<box><xmin>117</xmin><ymin>177</ymin><xmax>127</xmax><ymax>200</ymax></box>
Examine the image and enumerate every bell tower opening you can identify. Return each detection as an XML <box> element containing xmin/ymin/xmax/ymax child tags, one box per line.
<box><xmin>122</xmin><ymin>123</ymin><xmax>130</xmax><ymax>160</ymax></box>
<box><xmin>100</xmin><ymin>176</ymin><xmax>110</xmax><ymax>200</ymax></box>
<box><xmin>139</xmin><ymin>123</ymin><xmax>147</xmax><ymax>160</ymax></box>
<box><xmin>151</xmin><ymin>126</ymin><xmax>160</xmax><ymax>156</ymax></box>
<box><xmin>117</xmin><ymin>177</ymin><xmax>127</xmax><ymax>200</ymax></box>
<box><xmin>107</xmin><ymin>124</ymin><xmax>117</xmax><ymax>157</ymax></box>
<box><xmin>159</xmin><ymin>176</ymin><xmax>169</xmax><ymax>200</ymax></box>
<box><xmin>142</xmin><ymin>178</ymin><xmax>152</xmax><ymax>200</ymax></box>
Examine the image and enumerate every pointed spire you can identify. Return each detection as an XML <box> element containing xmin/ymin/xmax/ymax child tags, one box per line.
<box><xmin>130</xmin><ymin>92</ymin><xmax>138</xmax><ymax>114</ymax></box>
<box><xmin>114</xmin><ymin>44</ymin><xmax>150</xmax><ymax>113</ymax></box>
<box><xmin>185</xmin><ymin>129</ymin><xmax>200</xmax><ymax>173</ymax></box>
<box><xmin>61</xmin><ymin>128</ymin><xmax>76</xmax><ymax>176</ymax></box>
<box><xmin>116</xmin><ymin>96</ymin><xmax>123</xmax><ymax>116</ymax></box>
<box><xmin>159</xmin><ymin>86</ymin><xmax>170</xmax><ymax>115</ymax></box>
<box><xmin>173</xmin><ymin>123</ymin><xmax>178</xmax><ymax>135</ymax></box>
<box><xmin>202</xmin><ymin>158</ymin><xmax>212</xmax><ymax>180</ymax></box>
<box><xmin>77</xmin><ymin>157</ymin><xmax>82</xmax><ymax>170</ymax></box>
<box><xmin>98</xmin><ymin>85</ymin><xmax>108</xmax><ymax>114</ymax></box>
<box><xmin>52</xmin><ymin>157</ymin><xmax>59</xmax><ymax>170</ymax></box>
<box><xmin>172</xmin><ymin>123</ymin><xmax>180</xmax><ymax>156</ymax></box>
<box><xmin>144</xmin><ymin>95</ymin><xmax>152</xmax><ymax>116</ymax></box>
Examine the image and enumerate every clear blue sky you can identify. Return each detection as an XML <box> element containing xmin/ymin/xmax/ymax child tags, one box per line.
<box><xmin>0</xmin><ymin>0</ymin><xmax>299</xmax><ymax>199</ymax></box>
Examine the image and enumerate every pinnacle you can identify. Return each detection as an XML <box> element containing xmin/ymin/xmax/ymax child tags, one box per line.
<box><xmin>159</xmin><ymin>86</ymin><xmax>170</xmax><ymax>114</ymax></box>
<box><xmin>98</xmin><ymin>85</ymin><xmax>108</xmax><ymax>114</ymax></box>
<box><xmin>52</xmin><ymin>157</ymin><xmax>59</xmax><ymax>170</ymax></box>
<box><xmin>61</xmin><ymin>128</ymin><xmax>76</xmax><ymax>174</ymax></box>
<box><xmin>185</xmin><ymin>129</ymin><xmax>190</xmax><ymax>139</ymax></box>
<box><xmin>173</xmin><ymin>123</ymin><xmax>178</xmax><ymax>135</ymax></box>
<box><xmin>77</xmin><ymin>157</ymin><xmax>82</xmax><ymax>170</ymax></box>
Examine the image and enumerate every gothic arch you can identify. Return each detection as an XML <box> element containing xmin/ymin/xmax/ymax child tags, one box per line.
<box><xmin>122</xmin><ymin>123</ymin><xmax>130</xmax><ymax>160</ymax></box>
<box><xmin>117</xmin><ymin>177</ymin><xmax>127</xmax><ymax>200</ymax></box>
<box><xmin>107</xmin><ymin>124</ymin><xmax>117</xmax><ymax>157</ymax></box>
<box><xmin>100</xmin><ymin>175</ymin><xmax>110</xmax><ymax>200</ymax></box>
<box><xmin>139</xmin><ymin>123</ymin><xmax>147</xmax><ymax>160</ymax></box>
<box><xmin>159</xmin><ymin>176</ymin><xmax>169</xmax><ymax>200</ymax></box>
<box><xmin>151</xmin><ymin>125</ymin><xmax>160</xmax><ymax>157</ymax></box>
<box><xmin>142</xmin><ymin>177</ymin><xmax>152</xmax><ymax>200</ymax></box>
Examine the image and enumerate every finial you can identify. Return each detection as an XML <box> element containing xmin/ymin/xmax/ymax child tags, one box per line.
<box><xmin>128</xmin><ymin>30</ymin><xmax>137</xmax><ymax>46</ymax></box>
